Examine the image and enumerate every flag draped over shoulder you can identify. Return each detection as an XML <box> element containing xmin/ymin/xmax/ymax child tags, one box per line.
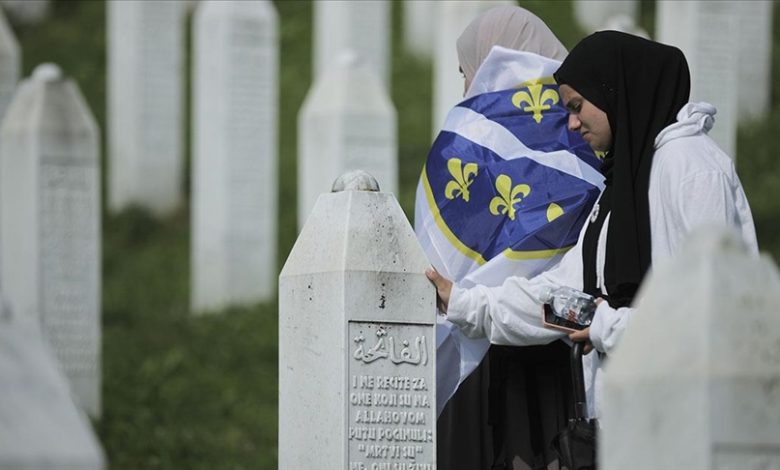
<box><xmin>414</xmin><ymin>47</ymin><xmax>605</xmax><ymax>415</ymax></box>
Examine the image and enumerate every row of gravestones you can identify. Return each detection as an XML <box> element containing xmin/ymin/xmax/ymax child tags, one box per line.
<box><xmin>0</xmin><ymin>6</ymin><xmax>105</xmax><ymax>468</ymax></box>
<box><xmin>279</xmin><ymin>171</ymin><xmax>780</xmax><ymax>469</ymax></box>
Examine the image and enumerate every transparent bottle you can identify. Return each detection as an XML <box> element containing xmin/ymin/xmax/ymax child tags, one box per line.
<box><xmin>540</xmin><ymin>286</ymin><xmax>597</xmax><ymax>327</ymax></box>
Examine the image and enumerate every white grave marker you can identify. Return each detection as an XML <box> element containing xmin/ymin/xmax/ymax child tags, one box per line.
<box><xmin>108</xmin><ymin>0</ymin><xmax>186</xmax><ymax>216</ymax></box>
<box><xmin>573</xmin><ymin>0</ymin><xmax>639</xmax><ymax>33</ymax></box>
<box><xmin>736</xmin><ymin>1</ymin><xmax>773</xmax><ymax>122</ymax></box>
<box><xmin>0</xmin><ymin>312</ymin><xmax>105</xmax><ymax>469</ymax></box>
<box><xmin>0</xmin><ymin>64</ymin><xmax>101</xmax><ymax>418</ymax></box>
<box><xmin>656</xmin><ymin>0</ymin><xmax>738</xmax><ymax>159</ymax></box>
<box><xmin>432</xmin><ymin>0</ymin><xmax>511</xmax><ymax>136</ymax></box>
<box><xmin>279</xmin><ymin>171</ymin><xmax>436</xmax><ymax>469</ymax></box>
<box><xmin>191</xmin><ymin>0</ymin><xmax>278</xmax><ymax>313</ymax></box>
<box><xmin>297</xmin><ymin>54</ymin><xmax>397</xmax><ymax>230</ymax></box>
<box><xmin>601</xmin><ymin>227</ymin><xmax>780</xmax><ymax>469</ymax></box>
<box><xmin>0</xmin><ymin>6</ymin><xmax>19</xmax><ymax>120</ymax></box>
<box><xmin>314</xmin><ymin>0</ymin><xmax>390</xmax><ymax>85</ymax></box>
<box><xmin>0</xmin><ymin>6</ymin><xmax>20</xmax><ymax>289</ymax></box>
<box><xmin>403</xmin><ymin>0</ymin><xmax>436</xmax><ymax>59</ymax></box>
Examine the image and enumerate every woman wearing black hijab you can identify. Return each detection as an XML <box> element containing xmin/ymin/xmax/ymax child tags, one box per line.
<box><xmin>426</xmin><ymin>31</ymin><xmax>757</xmax><ymax>418</ymax></box>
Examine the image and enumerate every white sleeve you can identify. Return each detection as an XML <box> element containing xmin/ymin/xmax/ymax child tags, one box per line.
<box><xmin>676</xmin><ymin>171</ymin><xmax>739</xmax><ymax>232</ymax></box>
<box><xmin>588</xmin><ymin>302</ymin><xmax>634</xmax><ymax>354</ymax></box>
<box><xmin>446</xmin><ymin>240</ymin><xmax>584</xmax><ymax>346</ymax></box>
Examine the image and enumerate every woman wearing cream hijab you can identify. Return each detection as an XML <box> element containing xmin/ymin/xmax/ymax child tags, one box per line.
<box><xmin>426</xmin><ymin>5</ymin><xmax>593</xmax><ymax>470</ymax></box>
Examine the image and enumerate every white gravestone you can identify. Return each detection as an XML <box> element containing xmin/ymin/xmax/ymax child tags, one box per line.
<box><xmin>573</xmin><ymin>0</ymin><xmax>638</xmax><ymax>33</ymax></box>
<box><xmin>403</xmin><ymin>0</ymin><xmax>436</xmax><ymax>59</ymax></box>
<box><xmin>656</xmin><ymin>1</ymin><xmax>738</xmax><ymax>160</ymax></box>
<box><xmin>0</xmin><ymin>310</ymin><xmax>104</xmax><ymax>470</ymax></box>
<box><xmin>279</xmin><ymin>171</ymin><xmax>437</xmax><ymax>469</ymax></box>
<box><xmin>191</xmin><ymin>0</ymin><xmax>278</xmax><ymax>313</ymax></box>
<box><xmin>297</xmin><ymin>54</ymin><xmax>397</xmax><ymax>230</ymax></box>
<box><xmin>108</xmin><ymin>0</ymin><xmax>186</xmax><ymax>216</ymax></box>
<box><xmin>0</xmin><ymin>64</ymin><xmax>101</xmax><ymax>419</ymax></box>
<box><xmin>314</xmin><ymin>0</ymin><xmax>390</xmax><ymax>86</ymax></box>
<box><xmin>0</xmin><ymin>6</ymin><xmax>20</xmax><ymax>289</ymax></box>
<box><xmin>0</xmin><ymin>0</ymin><xmax>49</xmax><ymax>25</ymax></box>
<box><xmin>601</xmin><ymin>227</ymin><xmax>780</xmax><ymax>469</ymax></box>
<box><xmin>736</xmin><ymin>1</ymin><xmax>773</xmax><ymax>122</ymax></box>
<box><xmin>432</xmin><ymin>0</ymin><xmax>511</xmax><ymax>137</ymax></box>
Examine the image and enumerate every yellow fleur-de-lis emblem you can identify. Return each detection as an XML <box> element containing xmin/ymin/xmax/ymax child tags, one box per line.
<box><xmin>512</xmin><ymin>82</ymin><xmax>559</xmax><ymax>124</ymax></box>
<box><xmin>444</xmin><ymin>158</ymin><xmax>478</xmax><ymax>202</ymax></box>
<box><xmin>595</xmin><ymin>151</ymin><xmax>607</xmax><ymax>160</ymax></box>
<box><xmin>489</xmin><ymin>174</ymin><xmax>530</xmax><ymax>221</ymax></box>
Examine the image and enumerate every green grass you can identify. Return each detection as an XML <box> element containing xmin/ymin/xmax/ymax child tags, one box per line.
<box><xmin>7</xmin><ymin>0</ymin><xmax>780</xmax><ymax>468</ymax></box>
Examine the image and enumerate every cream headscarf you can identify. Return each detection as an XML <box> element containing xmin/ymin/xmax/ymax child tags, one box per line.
<box><xmin>456</xmin><ymin>5</ymin><xmax>568</xmax><ymax>85</ymax></box>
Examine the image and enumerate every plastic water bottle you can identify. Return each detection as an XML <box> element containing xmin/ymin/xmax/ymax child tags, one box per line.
<box><xmin>540</xmin><ymin>286</ymin><xmax>597</xmax><ymax>327</ymax></box>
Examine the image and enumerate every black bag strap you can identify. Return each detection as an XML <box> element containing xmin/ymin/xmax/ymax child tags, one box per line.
<box><xmin>570</xmin><ymin>342</ymin><xmax>587</xmax><ymax>420</ymax></box>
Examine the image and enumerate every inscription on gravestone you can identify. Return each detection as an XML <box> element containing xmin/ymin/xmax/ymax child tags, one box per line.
<box><xmin>347</xmin><ymin>322</ymin><xmax>434</xmax><ymax>470</ymax></box>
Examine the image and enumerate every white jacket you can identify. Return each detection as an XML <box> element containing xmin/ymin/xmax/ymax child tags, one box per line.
<box><xmin>446</xmin><ymin>102</ymin><xmax>758</xmax><ymax>416</ymax></box>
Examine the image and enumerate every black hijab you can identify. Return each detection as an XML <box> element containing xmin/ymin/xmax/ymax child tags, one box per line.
<box><xmin>554</xmin><ymin>31</ymin><xmax>690</xmax><ymax>307</ymax></box>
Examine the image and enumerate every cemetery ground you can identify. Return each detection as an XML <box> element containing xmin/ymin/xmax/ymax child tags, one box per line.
<box><xmin>8</xmin><ymin>1</ymin><xmax>780</xmax><ymax>468</ymax></box>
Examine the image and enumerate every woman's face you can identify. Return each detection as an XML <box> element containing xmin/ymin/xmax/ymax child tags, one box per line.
<box><xmin>559</xmin><ymin>84</ymin><xmax>612</xmax><ymax>152</ymax></box>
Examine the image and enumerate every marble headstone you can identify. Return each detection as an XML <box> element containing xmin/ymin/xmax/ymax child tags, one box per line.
<box><xmin>279</xmin><ymin>171</ymin><xmax>437</xmax><ymax>469</ymax></box>
<box><xmin>0</xmin><ymin>6</ymin><xmax>20</xmax><ymax>289</ymax></box>
<box><xmin>107</xmin><ymin>0</ymin><xmax>186</xmax><ymax>216</ymax></box>
<box><xmin>314</xmin><ymin>0</ymin><xmax>390</xmax><ymax>86</ymax></box>
<box><xmin>432</xmin><ymin>0</ymin><xmax>511</xmax><ymax>136</ymax></box>
<box><xmin>573</xmin><ymin>0</ymin><xmax>639</xmax><ymax>33</ymax></box>
<box><xmin>403</xmin><ymin>0</ymin><xmax>436</xmax><ymax>59</ymax></box>
<box><xmin>297</xmin><ymin>54</ymin><xmax>397</xmax><ymax>230</ymax></box>
<box><xmin>0</xmin><ymin>64</ymin><xmax>101</xmax><ymax>418</ymax></box>
<box><xmin>736</xmin><ymin>1</ymin><xmax>773</xmax><ymax>122</ymax></box>
<box><xmin>191</xmin><ymin>0</ymin><xmax>278</xmax><ymax>313</ymax></box>
<box><xmin>0</xmin><ymin>0</ymin><xmax>49</xmax><ymax>25</ymax></box>
<box><xmin>0</xmin><ymin>311</ymin><xmax>104</xmax><ymax>469</ymax></box>
<box><xmin>656</xmin><ymin>0</ymin><xmax>738</xmax><ymax>159</ymax></box>
<box><xmin>601</xmin><ymin>227</ymin><xmax>780</xmax><ymax>469</ymax></box>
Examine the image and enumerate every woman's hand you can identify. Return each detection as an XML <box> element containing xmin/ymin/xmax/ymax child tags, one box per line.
<box><xmin>425</xmin><ymin>267</ymin><xmax>452</xmax><ymax>314</ymax></box>
<box><xmin>567</xmin><ymin>297</ymin><xmax>604</xmax><ymax>354</ymax></box>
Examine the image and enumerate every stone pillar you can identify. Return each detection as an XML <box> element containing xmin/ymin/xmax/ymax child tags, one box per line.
<box><xmin>0</xmin><ymin>64</ymin><xmax>101</xmax><ymax>419</ymax></box>
<box><xmin>107</xmin><ymin>0</ymin><xmax>186</xmax><ymax>216</ymax></box>
<box><xmin>279</xmin><ymin>171</ymin><xmax>436</xmax><ymax>469</ymax></box>
<box><xmin>297</xmin><ymin>55</ymin><xmax>397</xmax><ymax>230</ymax></box>
<box><xmin>0</xmin><ymin>310</ymin><xmax>104</xmax><ymax>469</ymax></box>
<box><xmin>314</xmin><ymin>0</ymin><xmax>390</xmax><ymax>86</ymax></box>
<box><xmin>573</xmin><ymin>0</ymin><xmax>639</xmax><ymax>33</ymax></box>
<box><xmin>0</xmin><ymin>6</ymin><xmax>20</xmax><ymax>289</ymax></box>
<box><xmin>0</xmin><ymin>6</ymin><xmax>19</xmax><ymax>121</ymax></box>
<box><xmin>403</xmin><ymin>0</ymin><xmax>436</xmax><ymax>59</ymax></box>
<box><xmin>736</xmin><ymin>1</ymin><xmax>773</xmax><ymax>122</ymax></box>
<box><xmin>191</xmin><ymin>0</ymin><xmax>278</xmax><ymax>313</ymax></box>
<box><xmin>656</xmin><ymin>0</ymin><xmax>738</xmax><ymax>159</ymax></box>
<box><xmin>601</xmin><ymin>227</ymin><xmax>780</xmax><ymax>469</ymax></box>
<box><xmin>432</xmin><ymin>0</ymin><xmax>510</xmax><ymax>136</ymax></box>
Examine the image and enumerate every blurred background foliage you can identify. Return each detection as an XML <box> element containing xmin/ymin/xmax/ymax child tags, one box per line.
<box><xmin>7</xmin><ymin>0</ymin><xmax>779</xmax><ymax>468</ymax></box>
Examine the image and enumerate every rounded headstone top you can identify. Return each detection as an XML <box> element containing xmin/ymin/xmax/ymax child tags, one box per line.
<box><xmin>331</xmin><ymin>170</ymin><xmax>380</xmax><ymax>192</ymax></box>
<box><xmin>32</xmin><ymin>63</ymin><xmax>62</xmax><ymax>82</ymax></box>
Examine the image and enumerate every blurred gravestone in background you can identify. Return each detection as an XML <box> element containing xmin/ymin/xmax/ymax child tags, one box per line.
<box><xmin>656</xmin><ymin>1</ymin><xmax>738</xmax><ymax>160</ymax></box>
<box><xmin>314</xmin><ymin>0</ymin><xmax>390</xmax><ymax>86</ymax></box>
<box><xmin>297</xmin><ymin>54</ymin><xmax>397</xmax><ymax>230</ymax></box>
<box><xmin>0</xmin><ymin>5</ymin><xmax>19</xmax><ymax>289</ymax></box>
<box><xmin>0</xmin><ymin>0</ymin><xmax>49</xmax><ymax>26</ymax></box>
<box><xmin>0</xmin><ymin>306</ymin><xmax>104</xmax><ymax>470</ymax></box>
<box><xmin>0</xmin><ymin>64</ymin><xmax>101</xmax><ymax>419</ymax></box>
<box><xmin>432</xmin><ymin>0</ymin><xmax>511</xmax><ymax>137</ymax></box>
<box><xmin>279</xmin><ymin>171</ymin><xmax>436</xmax><ymax>469</ymax></box>
<box><xmin>107</xmin><ymin>0</ymin><xmax>186</xmax><ymax>216</ymax></box>
<box><xmin>573</xmin><ymin>0</ymin><xmax>639</xmax><ymax>33</ymax></box>
<box><xmin>403</xmin><ymin>0</ymin><xmax>436</xmax><ymax>60</ymax></box>
<box><xmin>600</xmin><ymin>13</ymin><xmax>649</xmax><ymax>39</ymax></box>
<box><xmin>191</xmin><ymin>0</ymin><xmax>278</xmax><ymax>314</ymax></box>
<box><xmin>602</xmin><ymin>227</ymin><xmax>780</xmax><ymax>469</ymax></box>
<box><xmin>736</xmin><ymin>1</ymin><xmax>773</xmax><ymax>122</ymax></box>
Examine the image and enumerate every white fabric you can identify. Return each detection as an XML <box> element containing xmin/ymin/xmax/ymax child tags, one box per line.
<box><xmin>447</xmin><ymin>102</ymin><xmax>758</xmax><ymax>417</ymax></box>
